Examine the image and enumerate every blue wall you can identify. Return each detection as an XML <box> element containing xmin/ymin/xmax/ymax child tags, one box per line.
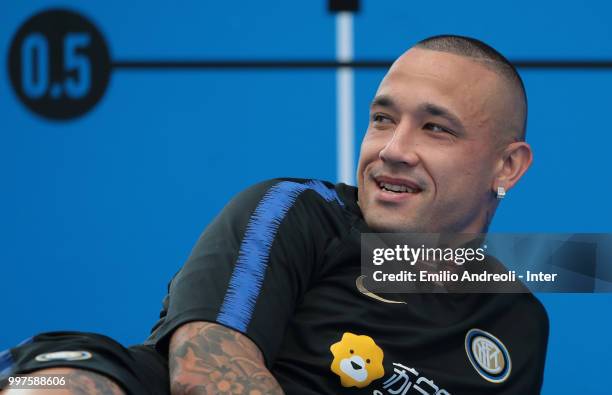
<box><xmin>2</xmin><ymin>1</ymin><xmax>611</xmax><ymax>393</ymax></box>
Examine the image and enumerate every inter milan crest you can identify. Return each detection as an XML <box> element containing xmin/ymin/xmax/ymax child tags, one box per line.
<box><xmin>465</xmin><ymin>328</ymin><xmax>511</xmax><ymax>383</ymax></box>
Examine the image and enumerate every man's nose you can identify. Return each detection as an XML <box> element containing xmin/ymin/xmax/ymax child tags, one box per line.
<box><xmin>379</xmin><ymin>122</ymin><xmax>420</xmax><ymax>167</ymax></box>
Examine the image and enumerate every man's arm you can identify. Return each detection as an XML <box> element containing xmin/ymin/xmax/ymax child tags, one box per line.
<box><xmin>169</xmin><ymin>321</ymin><xmax>285</xmax><ymax>395</ymax></box>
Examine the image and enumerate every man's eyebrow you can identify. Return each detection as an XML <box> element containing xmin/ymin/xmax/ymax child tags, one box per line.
<box><xmin>419</xmin><ymin>102</ymin><xmax>465</xmax><ymax>131</ymax></box>
<box><xmin>371</xmin><ymin>96</ymin><xmax>466</xmax><ymax>132</ymax></box>
<box><xmin>370</xmin><ymin>95</ymin><xmax>399</xmax><ymax>112</ymax></box>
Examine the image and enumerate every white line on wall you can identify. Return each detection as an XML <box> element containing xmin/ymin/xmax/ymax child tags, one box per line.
<box><xmin>336</xmin><ymin>12</ymin><xmax>355</xmax><ymax>185</ymax></box>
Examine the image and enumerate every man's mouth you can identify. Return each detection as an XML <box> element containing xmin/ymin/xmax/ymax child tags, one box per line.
<box><xmin>378</xmin><ymin>182</ymin><xmax>418</xmax><ymax>193</ymax></box>
<box><xmin>375</xmin><ymin>176</ymin><xmax>422</xmax><ymax>194</ymax></box>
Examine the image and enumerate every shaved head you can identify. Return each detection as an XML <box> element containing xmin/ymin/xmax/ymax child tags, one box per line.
<box><xmin>415</xmin><ymin>35</ymin><xmax>527</xmax><ymax>142</ymax></box>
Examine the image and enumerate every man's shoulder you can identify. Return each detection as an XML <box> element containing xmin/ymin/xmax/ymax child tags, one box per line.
<box><xmin>229</xmin><ymin>178</ymin><xmax>360</xmax><ymax>243</ymax></box>
<box><xmin>498</xmin><ymin>292</ymin><xmax>550</xmax><ymax>338</ymax></box>
<box><xmin>523</xmin><ymin>293</ymin><xmax>550</xmax><ymax>332</ymax></box>
<box><xmin>214</xmin><ymin>178</ymin><xmax>359</xmax><ymax>233</ymax></box>
<box><xmin>241</xmin><ymin>177</ymin><xmax>355</xmax><ymax>209</ymax></box>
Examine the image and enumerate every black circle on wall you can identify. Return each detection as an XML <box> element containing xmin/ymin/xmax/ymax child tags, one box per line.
<box><xmin>8</xmin><ymin>9</ymin><xmax>111</xmax><ymax>120</ymax></box>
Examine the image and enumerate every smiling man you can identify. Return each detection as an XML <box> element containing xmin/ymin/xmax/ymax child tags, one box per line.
<box><xmin>1</xmin><ymin>35</ymin><xmax>547</xmax><ymax>395</ymax></box>
<box><xmin>359</xmin><ymin>39</ymin><xmax>529</xmax><ymax>235</ymax></box>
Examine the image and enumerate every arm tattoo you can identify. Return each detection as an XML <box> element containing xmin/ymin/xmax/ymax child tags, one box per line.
<box><xmin>169</xmin><ymin>322</ymin><xmax>284</xmax><ymax>395</ymax></box>
<box><xmin>66</xmin><ymin>370</ymin><xmax>125</xmax><ymax>395</ymax></box>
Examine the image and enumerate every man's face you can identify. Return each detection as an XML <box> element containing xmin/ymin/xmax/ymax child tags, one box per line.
<box><xmin>357</xmin><ymin>48</ymin><xmax>512</xmax><ymax>233</ymax></box>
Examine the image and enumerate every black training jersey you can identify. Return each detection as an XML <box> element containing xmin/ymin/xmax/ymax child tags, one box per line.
<box><xmin>146</xmin><ymin>178</ymin><xmax>548</xmax><ymax>395</ymax></box>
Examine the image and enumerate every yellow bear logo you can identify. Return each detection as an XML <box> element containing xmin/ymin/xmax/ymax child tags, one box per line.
<box><xmin>330</xmin><ymin>332</ymin><xmax>385</xmax><ymax>388</ymax></box>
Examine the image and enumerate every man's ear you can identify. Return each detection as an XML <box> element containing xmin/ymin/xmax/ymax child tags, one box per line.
<box><xmin>493</xmin><ymin>141</ymin><xmax>533</xmax><ymax>193</ymax></box>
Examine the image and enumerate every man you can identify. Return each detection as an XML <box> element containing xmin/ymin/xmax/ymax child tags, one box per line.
<box><xmin>1</xmin><ymin>35</ymin><xmax>548</xmax><ymax>395</ymax></box>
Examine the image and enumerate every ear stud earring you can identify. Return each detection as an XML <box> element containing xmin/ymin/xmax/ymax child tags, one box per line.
<box><xmin>496</xmin><ymin>186</ymin><xmax>506</xmax><ymax>199</ymax></box>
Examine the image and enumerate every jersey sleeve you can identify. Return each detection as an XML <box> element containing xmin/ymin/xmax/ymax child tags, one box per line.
<box><xmin>147</xmin><ymin>178</ymin><xmax>343</xmax><ymax>366</ymax></box>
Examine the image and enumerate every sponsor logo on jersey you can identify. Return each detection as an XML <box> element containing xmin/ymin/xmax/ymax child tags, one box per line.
<box><xmin>377</xmin><ymin>363</ymin><xmax>451</xmax><ymax>395</ymax></box>
<box><xmin>329</xmin><ymin>333</ymin><xmax>451</xmax><ymax>393</ymax></box>
<box><xmin>330</xmin><ymin>332</ymin><xmax>385</xmax><ymax>388</ymax></box>
<box><xmin>35</xmin><ymin>351</ymin><xmax>92</xmax><ymax>362</ymax></box>
<box><xmin>465</xmin><ymin>328</ymin><xmax>511</xmax><ymax>383</ymax></box>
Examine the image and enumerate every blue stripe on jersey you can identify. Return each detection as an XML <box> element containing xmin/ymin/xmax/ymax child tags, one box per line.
<box><xmin>17</xmin><ymin>336</ymin><xmax>33</xmax><ymax>347</ymax></box>
<box><xmin>216</xmin><ymin>180</ymin><xmax>342</xmax><ymax>332</ymax></box>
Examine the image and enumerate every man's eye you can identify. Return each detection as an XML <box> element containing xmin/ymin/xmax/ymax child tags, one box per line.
<box><xmin>372</xmin><ymin>114</ymin><xmax>393</xmax><ymax>124</ymax></box>
<box><xmin>424</xmin><ymin>123</ymin><xmax>453</xmax><ymax>135</ymax></box>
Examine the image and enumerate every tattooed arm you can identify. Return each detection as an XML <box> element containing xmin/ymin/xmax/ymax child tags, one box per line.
<box><xmin>169</xmin><ymin>321</ymin><xmax>285</xmax><ymax>395</ymax></box>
